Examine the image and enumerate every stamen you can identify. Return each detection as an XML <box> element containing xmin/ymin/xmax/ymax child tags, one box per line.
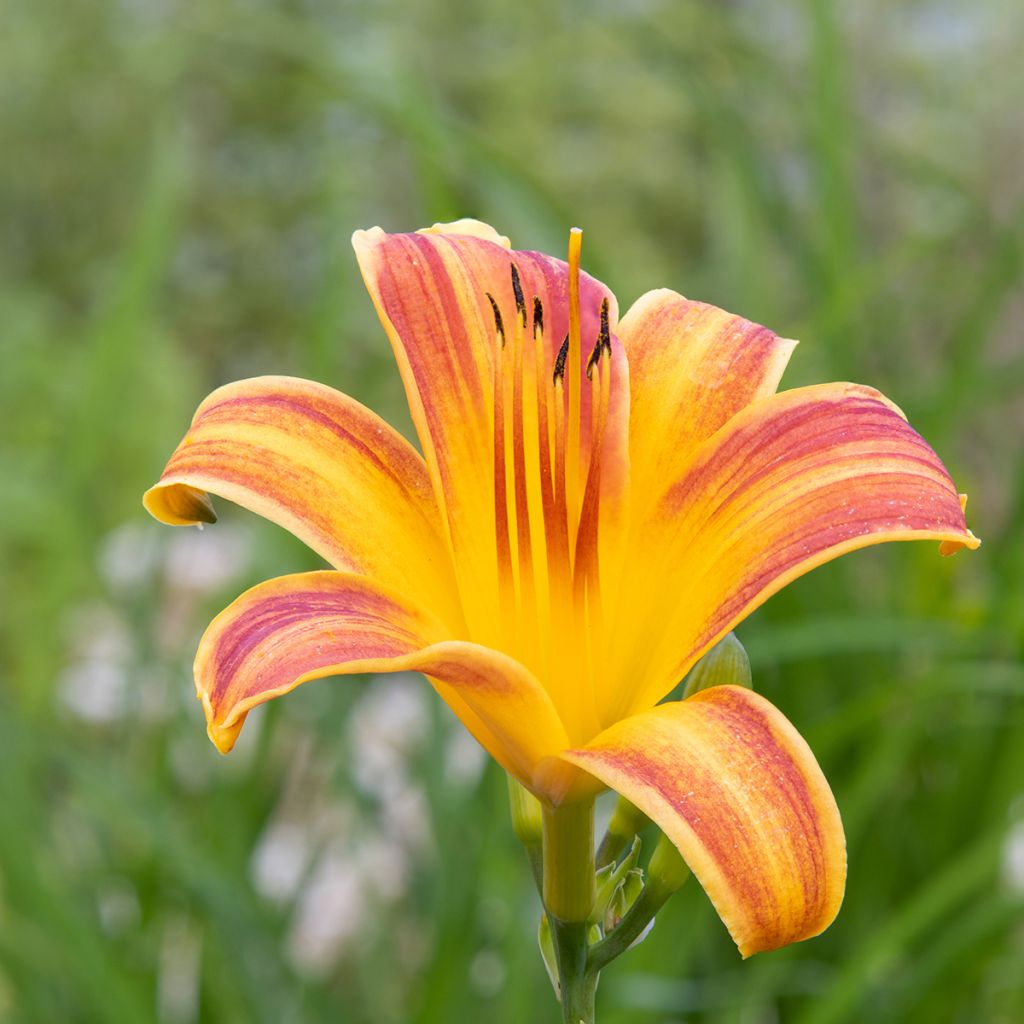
<box><xmin>490</xmin><ymin>293</ymin><xmax>515</xmax><ymax>636</ymax></box>
<box><xmin>598</xmin><ymin>298</ymin><xmax>611</xmax><ymax>355</ymax></box>
<box><xmin>481</xmin><ymin>237</ymin><xmax>614</xmax><ymax>745</ymax></box>
<box><xmin>534</xmin><ymin>298</ymin><xmax>569</xmax><ymax>616</ymax></box>
<box><xmin>574</xmin><ymin>345</ymin><xmax>609</xmax><ymax>590</ymax></box>
<box><xmin>486</xmin><ymin>293</ymin><xmax>506</xmax><ymax>348</ymax></box>
<box><xmin>586</xmin><ymin>298</ymin><xmax>611</xmax><ymax>379</ymax></box>
<box><xmin>552</xmin><ymin>369</ymin><xmax>570</xmax><ymax>584</ymax></box>
<box><xmin>553</xmin><ymin>336</ymin><xmax>569</xmax><ymax>383</ymax></box>
<box><xmin>511</xmin><ymin>264</ymin><xmax>527</xmax><ymax>327</ymax></box>
<box><xmin>533</xmin><ymin>298</ymin><xmax>557</xmax><ymax>562</ymax></box>
<box><xmin>510</xmin><ymin>277</ymin><xmax>536</xmax><ymax>639</ymax></box>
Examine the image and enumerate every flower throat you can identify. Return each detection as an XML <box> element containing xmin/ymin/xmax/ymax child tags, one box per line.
<box><xmin>486</xmin><ymin>229</ymin><xmax>613</xmax><ymax>714</ymax></box>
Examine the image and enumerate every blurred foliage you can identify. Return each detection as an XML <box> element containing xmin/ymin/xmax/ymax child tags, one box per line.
<box><xmin>2</xmin><ymin>0</ymin><xmax>1022</xmax><ymax>1021</ymax></box>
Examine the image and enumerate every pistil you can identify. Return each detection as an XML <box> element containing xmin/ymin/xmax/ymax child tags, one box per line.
<box><xmin>565</xmin><ymin>228</ymin><xmax>583</xmax><ymax>559</ymax></box>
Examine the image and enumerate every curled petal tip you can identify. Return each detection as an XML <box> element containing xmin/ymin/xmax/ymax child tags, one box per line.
<box><xmin>144</xmin><ymin>482</ymin><xmax>217</xmax><ymax>526</ymax></box>
<box><xmin>939</xmin><ymin>493</ymin><xmax>980</xmax><ymax>555</ymax></box>
<box><xmin>351</xmin><ymin>226</ymin><xmax>384</xmax><ymax>247</ymax></box>
<box><xmin>939</xmin><ymin>531</ymin><xmax>981</xmax><ymax>557</ymax></box>
<box><xmin>416</xmin><ymin>218</ymin><xmax>511</xmax><ymax>248</ymax></box>
<box><xmin>196</xmin><ymin>686</ymin><xmax>241</xmax><ymax>753</ymax></box>
<box><xmin>206</xmin><ymin>717</ymin><xmax>242</xmax><ymax>754</ymax></box>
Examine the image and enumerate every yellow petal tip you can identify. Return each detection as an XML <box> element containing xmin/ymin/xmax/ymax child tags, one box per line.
<box><xmin>205</xmin><ymin>712</ymin><xmax>242</xmax><ymax>754</ymax></box>
<box><xmin>939</xmin><ymin>494</ymin><xmax>980</xmax><ymax>555</ymax></box>
<box><xmin>143</xmin><ymin>482</ymin><xmax>217</xmax><ymax>526</ymax></box>
<box><xmin>417</xmin><ymin>218</ymin><xmax>511</xmax><ymax>248</ymax></box>
<box><xmin>939</xmin><ymin>530</ymin><xmax>981</xmax><ymax>557</ymax></box>
<box><xmin>195</xmin><ymin>684</ymin><xmax>241</xmax><ymax>754</ymax></box>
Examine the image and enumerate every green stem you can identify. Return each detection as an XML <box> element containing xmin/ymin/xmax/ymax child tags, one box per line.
<box><xmin>542</xmin><ymin>800</ymin><xmax>595</xmax><ymax>923</ymax></box>
<box><xmin>550</xmin><ymin>918</ymin><xmax>597</xmax><ymax>1024</ymax></box>
<box><xmin>542</xmin><ymin>800</ymin><xmax>597</xmax><ymax>1021</ymax></box>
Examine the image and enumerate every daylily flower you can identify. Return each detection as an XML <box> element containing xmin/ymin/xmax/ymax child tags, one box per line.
<box><xmin>144</xmin><ymin>219</ymin><xmax>978</xmax><ymax>959</ymax></box>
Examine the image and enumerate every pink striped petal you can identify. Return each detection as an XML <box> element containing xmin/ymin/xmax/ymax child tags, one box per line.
<box><xmin>196</xmin><ymin>571</ymin><xmax>569</xmax><ymax>784</ymax></box>
<box><xmin>618</xmin><ymin>289</ymin><xmax>796</xmax><ymax>507</ymax></box>
<box><xmin>611</xmin><ymin>383</ymin><xmax>979</xmax><ymax>719</ymax></box>
<box><xmin>560</xmin><ymin>686</ymin><xmax>846</xmax><ymax>957</ymax></box>
<box><xmin>143</xmin><ymin>376</ymin><xmax>460</xmax><ymax>627</ymax></box>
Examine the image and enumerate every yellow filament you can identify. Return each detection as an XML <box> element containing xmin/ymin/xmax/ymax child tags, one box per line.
<box><xmin>588</xmin><ymin>361</ymin><xmax>610</xmax><ymax>719</ymax></box>
<box><xmin>502</xmin><ymin>326</ymin><xmax>520</xmax><ymax>618</ymax></box>
<box><xmin>510</xmin><ymin>289</ymin><xmax>539</xmax><ymax>667</ymax></box>
<box><xmin>521</xmin><ymin>309</ymin><xmax>553</xmax><ymax>673</ymax></box>
<box><xmin>492</xmin><ymin>310</ymin><xmax>517</xmax><ymax>650</ymax></box>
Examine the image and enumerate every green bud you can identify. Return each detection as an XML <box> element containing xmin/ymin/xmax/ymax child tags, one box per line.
<box><xmin>682</xmin><ymin>631</ymin><xmax>752</xmax><ymax>697</ymax></box>
<box><xmin>507</xmin><ymin>775</ymin><xmax>544</xmax><ymax>890</ymax></box>
<box><xmin>537</xmin><ymin>915</ymin><xmax>561</xmax><ymax>999</ymax></box>
<box><xmin>603</xmin><ymin>868</ymin><xmax>644</xmax><ymax>932</ymax></box>
<box><xmin>596</xmin><ymin>796</ymin><xmax>649</xmax><ymax>868</ymax></box>
<box><xmin>646</xmin><ymin>832</ymin><xmax>691</xmax><ymax>902</ymax></box>
<box><xmin>506</xmin><ymin>775</ymin><xmax>543</xmax><ymax>848</ymax></box>
<box><xmin>592</xmin><ymin>836</ymin><xmax>641</xmax><ymax>925</ymax></box>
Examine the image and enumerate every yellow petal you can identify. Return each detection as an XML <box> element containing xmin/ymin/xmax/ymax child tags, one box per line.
<box><xmin>559</xmin><ymin>685</ymin><xmax>846</xmax><ymax>957</ymax></box>
<box><xmin>617</xmin><ymin>289</ymin><xmax>796</xmax><ymax>507</ymax></box>
<box><xmin>143</xmin><ymin>375</ymin><xmax>461</xmax><ymax>628</ymax></box>
<box><xmin>612</xmin><ymin>382</ymin><xmax>980</xmax><ymax>719</ymax></box>
<box><xmin>195</xmin><ymin>571</ymin><xmax>569</xmax><ymax>785</ymax></box>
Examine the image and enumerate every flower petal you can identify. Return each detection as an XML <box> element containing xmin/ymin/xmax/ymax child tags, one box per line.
<box><xmin>617</xmin><ymin>289</ymin><xmax>796</xmax><ymax>507</ymax></box>
<box><xmin>613</xmin><ymin>383</ymin><xmax>979</xmax><ymax>717</ymax></box>
<box><xmin>196</xmin><ymin>571</ymin><xmax>569</xmax><ymax>784</ymax></box>
<box><xmin>352</xmin><ymin>225</ymin><xmax>626</xmax><ymax>643</ymax></box>
<box><xmin>144</xmin><ymin>376</ymin><xmax>460</xmax><ymax>626</ymax></box>
<box><xmin>559</xmin><ymin>685</ymin><xmax>846</xmax><ymax>957</ymax></box>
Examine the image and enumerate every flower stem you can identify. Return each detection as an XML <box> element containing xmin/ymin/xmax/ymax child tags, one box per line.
<box><xmin>542</xmin><ymin>799</ymin><xmax>595</xmax><ymax>923</ymax></box>
<box><xmin>542</xmin><ymin>799</ymin><xmax>597</xmax><ymax>1022</ymax></box>
<box><xmin>549</xmin><ymin>918</ymin><xmax>597</xmax><ymax>1024</ymax></box>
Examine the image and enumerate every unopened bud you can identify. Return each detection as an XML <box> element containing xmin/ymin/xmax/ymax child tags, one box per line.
<box><xmin>604</xmin><ymin>868</ymin><xmax>644</xmax><ymax>932</ymax></box>
<box><xmin>537</xmin><ymin>915</ymin><xmax>560</xmax><ymax>999</ymax></box>
<box><xmin>683</xmin><ymin>632</ymin><xmax>752</xmax><ymax>697</ymax></box>
<box><xmin>593</xmin><ymin>836</ymin><xmax>641</xmax><ymax>925</ymax></box>
<box><xmin>646</xmin><ymin>832</ymin><xmax>691</xmax><ymax>902</ymax></box>
<box><xmin>507</xmin><ymin>775</ymin><xmax>543</xmax><ymax>848</ymax></box>
<box><xmin>596</xmin><ymin>796</ymin><xmax>648</xmax><ymax>868</ymax></box>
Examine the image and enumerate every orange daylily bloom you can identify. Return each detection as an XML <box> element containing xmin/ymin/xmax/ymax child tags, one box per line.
<box><xmin>145</xmin><ymin>218</ymin><xmax>978</xmax><ymax>957</ymax></box>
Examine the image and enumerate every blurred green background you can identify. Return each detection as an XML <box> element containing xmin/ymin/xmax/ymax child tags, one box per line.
<box><xmin>2</xmin><ymin>0</ymin><xmax>1022</xmax><ymax>1021</ymax></box>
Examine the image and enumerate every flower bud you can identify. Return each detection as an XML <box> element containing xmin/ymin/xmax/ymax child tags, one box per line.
<box><xmin>596</xmin><ymin>795</ymin><xmax>648</xmax><ymax>868</ymax></box>
<box><xmin>683</xmin><ymin>631</ymin><xmax>752</xmax><ymax>697</ymax></box>
<box><xmin>506</xmin><ymin>775</ymin><xmax>542</xmax><ymax>848</ymax></box>
<box><xmin>593</xmin><ymin>836</ymin><xmax>641</xmax><ymax>925</ymax></box>
<box><xmin>603</xmin><ymin>868</ymin><xmax>644</xmax><ymax>932</ymax></box>
<box><xmin>646</xmin><ymin>832</ymin><xmax>691</xmax><ymax>902</ymax></box>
